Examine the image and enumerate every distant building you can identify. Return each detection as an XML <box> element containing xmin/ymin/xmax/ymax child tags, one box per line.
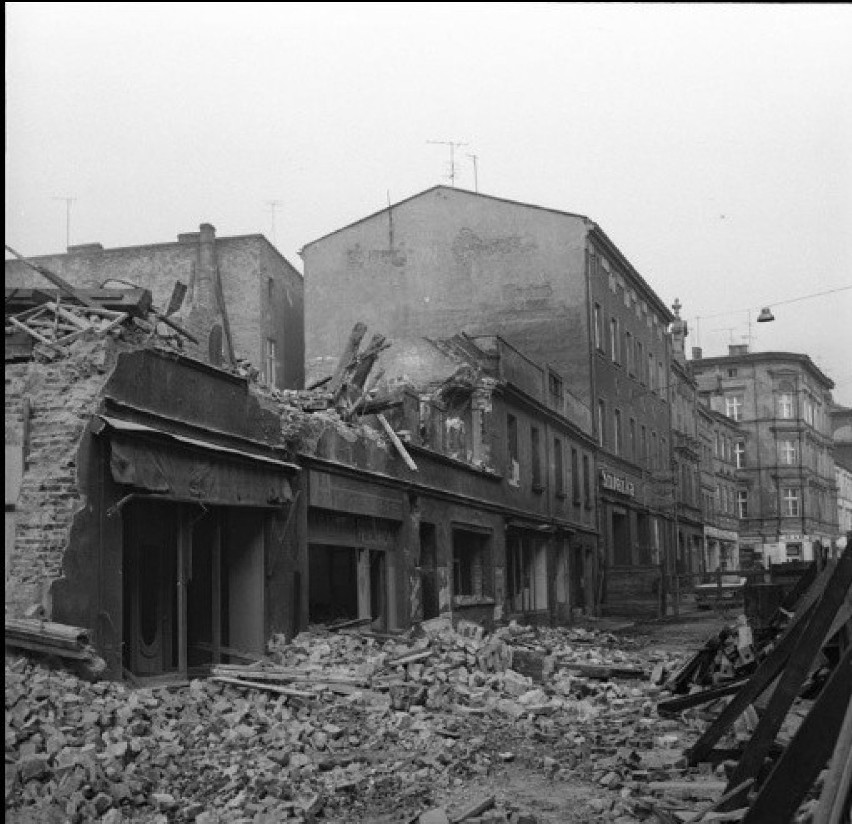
<box><xmin>692</xmin><ymin>346</ymin><xmax>837</xmax><ymax>565</ymax></box>
<box><xmin>697</xmin><ymin>402</ymin><xmax>742</xmax><ymax>571</ymax></box>
<box><xmin>5</xmin><ymin>224</ymin><xmax>305</xmax><ymax>388</ymax></box>
<box><xmin>832</xmin><ymin>404</ymin><xmax>852</xmax><ymax>544</ymax></box>
<box><xmin>301</xmin><ymin>186</ymin><xmax>676</xmax><ymax>616</ymax></box>
<box><xmin>668</xmin><ymin>303</ymin><xmax>704</xmax><ymax>581</ymax></box>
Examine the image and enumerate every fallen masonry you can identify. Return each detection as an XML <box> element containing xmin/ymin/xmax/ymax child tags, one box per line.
<box><xmin>7</xmin><ymin>598</ymin><xmax>849</xmax><ymax>824</ymax></box>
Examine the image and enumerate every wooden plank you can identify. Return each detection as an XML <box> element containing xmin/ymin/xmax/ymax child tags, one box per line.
<box><xmin>328</xmin><ymin>322</ymin><xmax>367</xmax><ymax>394</ymax></box>
<box><xmin>685</xmin><ymin>779</ymin><xmax>753</xmax><ymax>823</ymax></box>
<box><xmin>658</xmin><ymin>678</ymin><xmax>749</xmax><ymax>716</ymax></box>
<box><xmin>5</xmin><ymin>244</ymin><xmax>100</xmax><ymax>309</ymax></box>
<box><xmin>451</xmin><ymin>795</ymin><xmax>496</xmax><ymax>823</ymax></box>
<box><xmin>723</xmin><ymin>548</ymin><xmax>852</xmax><ymax>796</ymax></box>
<box><xmin>377</xmin><ymin>413</ymin><xmax>418</xmax><ymax>471</ymax></box>
<box><xmin>686</xmin><ymin>598</ymin><xmax>815</xmax><ymax>765</ymax></box>
<box><xmin>740</xmin><ymin>645</ymin><xmax>852</xmax><ymax>823</ymax></box>
<box><xmin>8</xmin><ymin>316</ymin><xmax>59</xmax><ymax>349</ymax></box>
<box><xmin>812</xmin><ymin>686</ymin><xmax>852</xmax><ymax>824</ymax></box>
<box><xmin>5</xmin><ymin>286</ymin><xmax>152</xmax><ymax>316</ymax></box>
<box><xmin>211</xmin><ymin>675</ymin><xmax>316</xmax><ymax>697</ymax></box>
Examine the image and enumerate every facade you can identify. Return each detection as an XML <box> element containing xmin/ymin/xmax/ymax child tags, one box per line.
<box><xmin>668</xmin><ymin>304</ymin><xmax>704</xmax><ymax>581</ymax></box>
<box><xmin>692</xmin><ymin>346</ymin><xmax>837</xmax><ymax>565</ymax></box>
<box><xmin>6</xmin><ymin>341</ymin><xmax>301</xmax><ymax>681</ymax></box>
<box><xmin>832</xmin><ymin>405</ymin><xmax>852</xmax><ymax>543</ymax></box>
<box><xmin>301</xmin><ymin>334</ymin><xmax>599</xmax><ymax>632</ymax></box>
<box><xmin>5</xmin><ymin>224</ymin><xmax>305</xmax><ymax>389</ymax></box>
<box><xmin>301</xmin><ymin>186</ymin><xmax>676</xmax><ymax>616</ymax></box>
<box><xmin>697</xmin><ymin>403</ymin><xmax>742</xmax><ymax>571</ymax></box>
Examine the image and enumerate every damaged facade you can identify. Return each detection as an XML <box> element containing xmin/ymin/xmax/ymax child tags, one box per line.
<box><xmin>298</xmin><ymin>333</ymin><xmax>599</xmax><ymax>634</ymax></box>
<box><xmin>5</xmin><ymin>266</ymin><xmax>596</xmax><ymax>679</ymax></box>
<box><xmin>301</xmin><ymin>186</ymin><xmax>676</xmax><ymax>616</ymax></box>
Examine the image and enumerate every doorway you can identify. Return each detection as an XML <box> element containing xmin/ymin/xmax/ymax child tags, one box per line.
<box><xmin>122</xmin><ymin>500</ymin><xmax>267</xmax><ymax>680</ymax></box>
<box><xmin>420</xmin><ymin>523</ymin><xmax>439</xmax><ymax>620</ymax></box>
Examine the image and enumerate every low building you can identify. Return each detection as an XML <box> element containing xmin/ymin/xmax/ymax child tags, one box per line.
<box><xmin>5</xmin><ymin>223</ymin><xmax>305</xmax><ymax>389</ymax></box>
<box><xmin>299</xmin><ymin>333</ymin><xmax>599</xmax><ymax>631</ymax></box>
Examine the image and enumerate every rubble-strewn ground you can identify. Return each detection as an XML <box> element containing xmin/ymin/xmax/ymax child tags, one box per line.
<box><xmin>6</xmin><ymin>611</ymin><xmax>757</xmax><ymax>824</ymax></box>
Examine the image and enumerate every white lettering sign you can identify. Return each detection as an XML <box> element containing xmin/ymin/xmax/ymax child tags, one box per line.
<box><xmin>600</xmin><ymin>469</ymin><xmax>635</xmax><ymax>498</ymax></box>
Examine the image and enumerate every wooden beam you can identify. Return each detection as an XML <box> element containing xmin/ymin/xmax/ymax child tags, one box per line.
<box><xmin>657</xmin><ymin>678</ymin><xmax>749</xmax><ymax>716</ymax></box>
<box><xmin>327</xmin><ymin>322</ymin><xmax>367</xmax><ymax>395</ymax></box>
<box><xmin>812</xmin><ymin>686</ymin><xmax>852</xmax><ymax>824</ymax></box>
<box><xmin>741</xmin><ymin>645</ymin><xmax>852</xmax><ymax>824</ymax></box>
<box><xmin>686</xmin><ymin>598</ymin><xmax>815</xmax><ymax>764</ymax></box>
<box><xmin>377</xmin><ymin>413</ymin><xmax>418</xmax><ymax>471</ymax></box>
<box><xmin>722</xmin><ymin>548</ymin><xmax>852</xmax><ymax>796</ymax></box>
<box><xmin>5</xmin><ymin>244</ymin><xmax>100</xmax><ymax>309</ymax></box>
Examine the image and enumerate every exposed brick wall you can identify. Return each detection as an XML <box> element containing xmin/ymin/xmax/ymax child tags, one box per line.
<box><xmin>4</xmin><ymin>342</ymin><xmax>117</xmax><ymax>616</ymax></box>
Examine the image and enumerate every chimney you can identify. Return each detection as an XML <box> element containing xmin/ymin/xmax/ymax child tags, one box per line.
<box><xmin>691</xmin><ymin>346</ymin><xmax>703</xmax><ymax>361</ymax></box>
<box><xmin>182</xmin><ymin>223</ymin><xmax>228</xmax><ymax>366</ymax></box>
<box><xmin>729</xmin><ymin>344</ymin><xmax>749</xmax><ymax>357</ymax></box>
<box><xmin>670</xmin><ymin>298</ymin><xmax>688</xmax><ymax>366</ymax></box>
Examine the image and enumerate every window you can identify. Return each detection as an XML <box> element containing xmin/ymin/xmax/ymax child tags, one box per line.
<box><xmin>725</xmin><ymin>394</ymin><xmax>744</xmax><ymax>421</ymax></box>
<box><xmin>635</xmin><ymin>340</ymin><xmax>643</xmax><ymax>382</ymax></box>
<box><xmin>548</xmin><ymin>372</ymin><xmax>563</xmax><ymax>409</ymax></box>
<box><xmin>531</xmin><ymin>427</ymin><xmax>543</xmax><ymax>490</ymax></box>
<box><xmin>658</xmin><ymin>361</ymin><xmax>665</xmax><ymax>397</ymax></box>
<box><xmin>780</xmin><ymin>439</ymin><xmax>799</xmax><ymax>466</ymax></box>
<box><xmin>554</xmin><ymin>438</ymin><xmax>565</xmax><ymax>497</ymax></box>
<box><xmin>651</xmin><ymin>431</ymin><xmax>658</xmax><ymax>469</ymax></box>
<box><xmin>629</xmin><ymin>417</ymin><xmax>637</xmax><ymax>460</ymax></box>
<box><xmin>598</xmin><ymin>400</ymin><xmax>607</xmax><ymax>447</ymax></box>
<box><xmin>713</xmin><ymin>431</ymin><xmax>719</xmax><ymax>457</ymax></box>
<box><xmin>582</xmin><ymin>455</ymin><xmax>591</xmax><ymax>508</ymax></box>
<box><xmin>613</xmin><ymin>409</ymin><xmax>622</xmax><ymax>456</ymax></box>
<box><xmin>265</xmin><ymin>338</ymin><xmax>278</xmax><ymax>388</ymax></box>
<box><xmin>782</xmin><ymin>487</ymin><xmax>801</xmax><ymax>518</ymax></box>
<box><xmin>610</xmin><ymin>318</ymin><xmax>619</xmax><ymax>363</ymax></box>
<box><xmin>778</xmin><ymin>392</ymin><xmax>794</xmax><ymax>419</ymax></box>
<box><xmin>648</xmin><ymin>353</ymin><xmax>656</xmax><ymax>390</ymax></box>
<box><xmin>267</xmin><ymin>277</ymin><xmax>275</xmax><ymax>301</ymax></box>
<box><xmin>507</xmin><ymin>415</ymin><xmax>519</xmax><ymax>485</ymax></box>
<box><xmin>626</xmin><ymin>332</ymin><xmax>634</xmax><ymax>375</ymax></box>
<box><xmin>452</xmin><ymin>528</ymin><xmax>492</xmax><ymax>598</ymax></box>
<box><xmin>786</xmin><ymin>543</ymin><xmax>802</xmax><ymax>560</ymax></box>
<box><xmin>661</xmin><ymin>436</ymin><xmax>667</xmax><ymax>469</ymax></box>
<box><xmin>571</xmin><ymin>447</ymin><xmax>580</xmax><ymax>504</ymax></box>
<box><xmin>641</xmin><ymin>425</ymin><xmax>647</xmax><ymax>465</ymax></box>
<box><xmin>727</xmin><ymin>368</ymin><xmax>738</xmax><ymax>378</ymax></box>
<box><xmin>594</xmin><ymin>304</ymin><xmax>604</xmax><ymax>351</ymax></box>
<box><xmin>735</xmin><ymin>440</ymin><xmax>746</xmax><ymax>469</ymax></box>
<box><xmin>737</xmin><ymin>490</ymin><xmax>749</xmax><ymax>519</ymax></box>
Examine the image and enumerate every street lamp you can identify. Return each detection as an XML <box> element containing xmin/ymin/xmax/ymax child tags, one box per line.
<box><xmin>756</xmin><ymin>307</ymin><xmax>775</xmax><ymax>323</ymax></box>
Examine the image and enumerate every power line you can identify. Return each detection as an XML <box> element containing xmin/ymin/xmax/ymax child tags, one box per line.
<box><xmin>52</xmin><ymin>196</ymin><xmax>76</xmax><ymax>250</ymax></box>
<box><xmin>691</xmin><ymin>284</ymin><xmax>852</xmax><ymax>324</ymax></box>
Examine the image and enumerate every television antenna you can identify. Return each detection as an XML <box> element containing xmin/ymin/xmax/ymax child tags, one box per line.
<box><xmin>52</xmin><ymin>196</ymin><xmax>76</xmax><ymax>250</ymax></box>
<box><xmin>427</xmin><ymin>140</ymin><xmax>467</xmax><ymax>187</ymax></box>
<box><xmin>467</xmin><ymin>153</ymin><xmax>479</xmax><ymax>193</ymax></box>
<box><xmin>266</xmin><ymin>200</ymin><xmax>284</xmax><ymax>246</ymax></box>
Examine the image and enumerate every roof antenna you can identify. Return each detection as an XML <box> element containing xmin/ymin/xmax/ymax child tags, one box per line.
<box><xmin>467</xmin><ymin>153</ymin><xmax>479</xmax><ymax>193</ymax></box>
<box><xmin>427</xmin><ymin>140</ymin><xmax>467</xmax><ymax>187</ymax></box>
<box><xmin>266</xmin><ymin>200</ymin><xmax>284</xmax><ymax>246</ymax></box>
<box><xmin>52</xmin><ymin>196</ymin><xmax>76</xmax><ymax>250</ymax></box>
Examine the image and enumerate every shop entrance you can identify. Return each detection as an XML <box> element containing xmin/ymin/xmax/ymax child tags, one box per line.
<box><xmin>122</xmin><ymin>500</ymin><xmax>266</xmax><ymax>680</ymax></box>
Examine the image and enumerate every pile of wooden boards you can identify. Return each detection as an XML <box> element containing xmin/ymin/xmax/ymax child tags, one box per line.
<box><xmin>657</xmin><ymin>546</ymin><xmax>852</xmax><ymax>823</ymax></box>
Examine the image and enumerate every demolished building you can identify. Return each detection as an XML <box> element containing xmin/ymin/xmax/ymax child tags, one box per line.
<box><xmin>6</xmin><ymin>269</ymin><xmax>600</xmax><ymax>678</ymax></box>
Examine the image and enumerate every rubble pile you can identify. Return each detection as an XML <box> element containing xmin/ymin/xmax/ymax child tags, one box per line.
<box><xmin>6</xmin><ymin>621</ymin><xmax>693</xmax><ymax>824</ymax></box>
<box><xmin>14</xmin><ymin>614</ymin><xmax>830</xmax><ymax>824</ymax></box>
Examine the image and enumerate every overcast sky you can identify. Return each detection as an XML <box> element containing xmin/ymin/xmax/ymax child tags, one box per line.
<box><xmin>6</xmin><ymin>3</ymin><xmax>852</xmax><ymax>403</ymax></box>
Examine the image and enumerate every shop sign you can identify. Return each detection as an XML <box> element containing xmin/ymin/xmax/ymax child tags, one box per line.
<box><xmin>600</xmin><ymin>469</ymin><xmax>635</xmax><ymax>498</ymax></box>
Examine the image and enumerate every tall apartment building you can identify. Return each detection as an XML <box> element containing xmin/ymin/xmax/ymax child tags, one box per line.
<box><xmin>692</xmin><ymin>345</ymin><xmax>838</xmax><ymax>565</ymax></box>
<box><xmin>301</xmin><ymin>186</ymin><xmax>675</xmax><ymax>615</ymax></box>
<box><xmin>668</xmin><ymin>303</ymin><xmax>704</xmax><ymax>579</ymax></box>
<box><xmin>5</xmin><ymin>224</ymin><xmax>305</xmax><ymax>388</ymax></box>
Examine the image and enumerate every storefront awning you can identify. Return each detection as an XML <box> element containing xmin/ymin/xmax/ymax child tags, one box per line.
<box><xmin>95</xmin><ymin>415</ymin><xmax>296</xmax><ymax>507</ymax></box>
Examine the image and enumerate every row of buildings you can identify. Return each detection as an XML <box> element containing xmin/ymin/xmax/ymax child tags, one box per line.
<box><xmin>5</xmin><ymin>185</ymin><xmax>849</xmax><ymax>682</ymax></box>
